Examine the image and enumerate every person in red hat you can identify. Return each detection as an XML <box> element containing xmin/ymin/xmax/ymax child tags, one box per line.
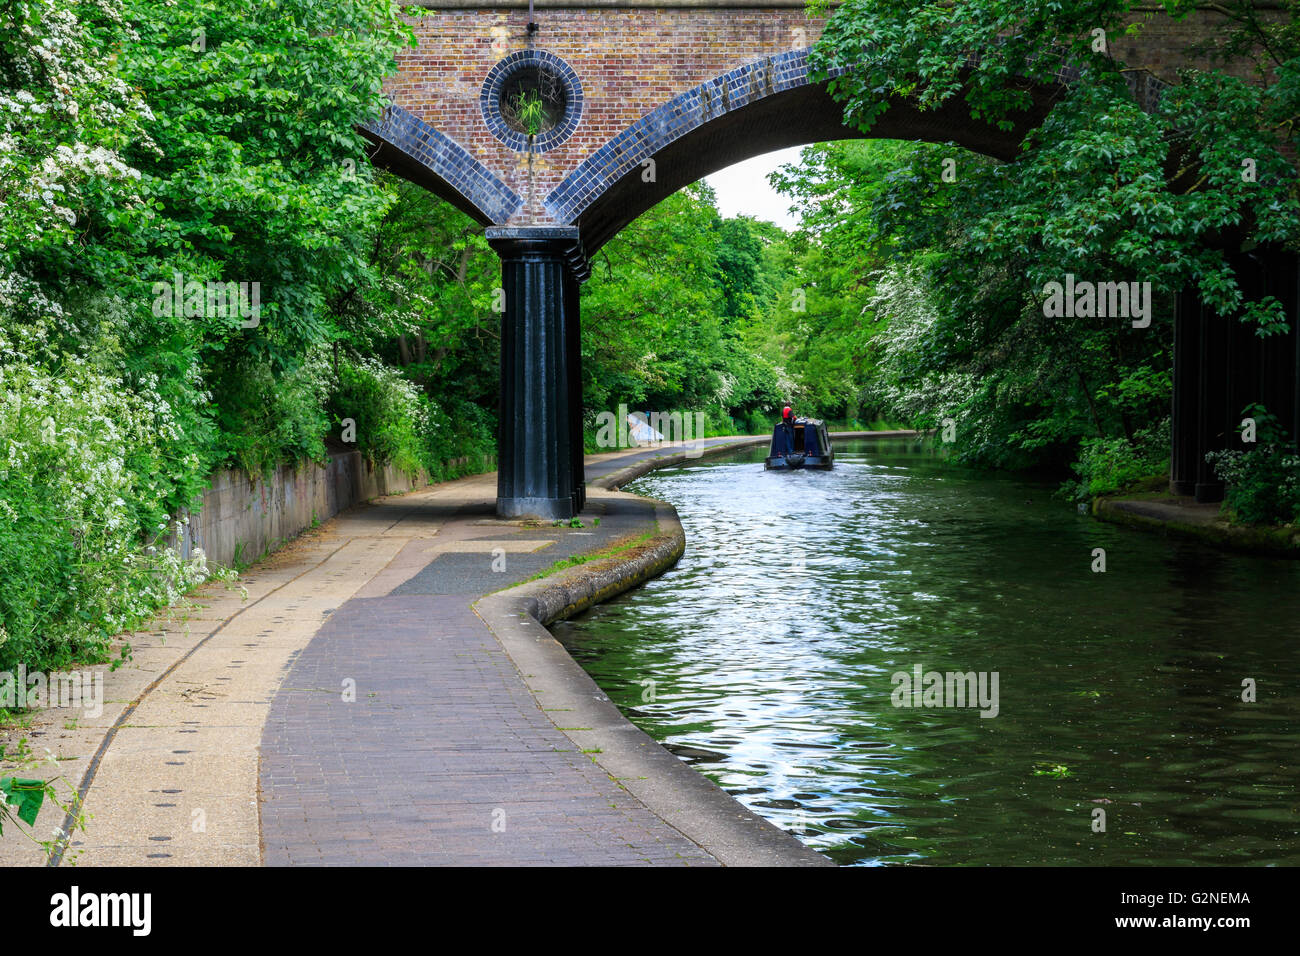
<box><xmin>777</xmin><ymin>405</ymin><xmax>796</xmax><ymax>457</ymax></box>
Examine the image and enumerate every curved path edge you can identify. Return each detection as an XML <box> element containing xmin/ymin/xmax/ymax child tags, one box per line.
<box><xmin>491</xmin><ymin>430</ymin><xmax>922</xmax><ymax>864</ymax></box>
<box><xmin>474</xmin><ymin>493</ymin><xmax>831</xmax><ymax>866</ymax></box>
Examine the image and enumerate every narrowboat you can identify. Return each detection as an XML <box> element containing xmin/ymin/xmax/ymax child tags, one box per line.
<box><xmin>765</xmin><ymin>417</ymin><xmax>834</xmax><ymax>470</ymax></box>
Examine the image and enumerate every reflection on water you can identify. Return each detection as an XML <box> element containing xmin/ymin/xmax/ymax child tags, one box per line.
<box><xmin>553</xmin><ymin>439</ymin><xmax>1300</xmax><ymax>865</ymax></box>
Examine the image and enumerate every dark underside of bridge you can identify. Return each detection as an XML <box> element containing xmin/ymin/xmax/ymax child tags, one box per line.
<box><xmin>573</xmin><ymin>82</ymin><xmax>1048</xmax><ymax>254</ymax></box>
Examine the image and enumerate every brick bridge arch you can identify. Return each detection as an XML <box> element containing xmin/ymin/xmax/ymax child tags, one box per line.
<box><xmin>364</xmin><ymin>3</ymin><xmax>1088</xmax><ymax>244</ymax></box>
<box><xmin>544</xmin><ymin>47</ymin><xmax>1064</xmax><ymax>254</ymax></box>
<box><xmin>366</xmin><ymin>47</ymin><xmax>1055</xmax><ymax>251</ymax></box>
<box><xmin>362</xmin><ymin>2</ymin><xmax>1297</xmax><ymax>518</ymax></box>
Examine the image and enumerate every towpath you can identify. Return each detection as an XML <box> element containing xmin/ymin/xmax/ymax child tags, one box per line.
<box><xmin>1</xmin><ymin>437</ymin><xmax>827</xmax><ymax>867</ymax></box>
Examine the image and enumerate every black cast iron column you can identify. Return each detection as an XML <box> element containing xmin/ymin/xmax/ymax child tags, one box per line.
<box><xmin>1252</xmin><ymin>246</ymin><xmax>1300</xmax><ymax>448</ymax></box>
<box><xmin>486</xmin><ymin>226</ymin><xmax>589</xmax><ymax>519</ymax></box>
<box><xmin>1175</xmin><ymin>246</ymin><xmax>1300</xmax><ymax>502</ymax></box>
<box><xmin>1293</xmin><ymin>251</ymin><xmax>1300</xmax><ymax>451</ymax></box>
<box><xmin>563</xmin><ymin>264</ymin><xmax>587</xmax><ymax>514</ymax></box>
<box><xmin>1170</xmin><ymin>288</ymin><xmax>1201</xmax><ymax>496</ymax></box>
<box><xmin>1194</xmin><ymin>305</ymin><xmax>1229</xmax><ymax>503</ymax></box>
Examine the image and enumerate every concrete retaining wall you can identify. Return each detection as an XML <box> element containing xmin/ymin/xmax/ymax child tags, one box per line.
<box><xmin>167</xmin><ymin>452</ymin><xmax>428</xmax><ymax>570</ymax></box>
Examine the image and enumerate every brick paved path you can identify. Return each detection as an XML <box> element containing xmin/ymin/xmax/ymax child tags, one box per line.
<box><xmin>258</xmin><ymin>477</ymin><xmax>720</xmax><ymax>865</ymax></box>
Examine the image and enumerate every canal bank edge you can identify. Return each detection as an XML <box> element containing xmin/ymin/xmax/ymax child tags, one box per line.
<box><xmin>475</xmin><ymin>437</ymin><xmax>833</xmax><ymax>866</ymax></box>
<box><xmin>473</xmin><ymin>503</ymin><xmax>832</xmax><ymax>866</ymax></box>
<box><xmin>1093</xmin><ymin>493</ymin><xmax>1300</xmax><ymax>558</ymax></box>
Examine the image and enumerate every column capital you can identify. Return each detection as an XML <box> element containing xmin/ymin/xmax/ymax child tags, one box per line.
<box><xmin>485</xmin><ymin>226</ymin><xmax>590</xmax><ymax>282</ymax></box>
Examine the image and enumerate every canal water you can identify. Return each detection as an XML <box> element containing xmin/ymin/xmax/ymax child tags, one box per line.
<box><xmin>552</xmin><ymin>438</ymin><xmax>1300</xmax><ymax>865</ymax></box>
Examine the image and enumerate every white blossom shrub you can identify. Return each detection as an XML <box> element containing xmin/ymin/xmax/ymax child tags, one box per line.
<box><xmin>0</xmin><ymin>347</ymin><xmax>211</xmax><ymax>671</ymax></box>
<box><xmin>330</xmin><ymin>356</ymin><xmax>436</xmax><ymax>476</ymax></box>
<box><xmin>1206</xmin><ymin>407</ymin><xmax>1300</xmax><ymax>526</ymax></box>
<box><xmin>0</xmin><ymin>0</ymin><xmax>483</xmax><ymax>677</ymax></box>
<box><xmin>0</xmin><ymin>0</ymin><xmax>150</xmax><ymax>281</ymax></box>
<box><xmin>863</xmin><ymin>264</ymin><xmax>977</xmax><ymax>430</ymax></box>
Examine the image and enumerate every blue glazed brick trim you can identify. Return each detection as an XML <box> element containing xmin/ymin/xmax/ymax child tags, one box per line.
<box><xmin>481</xmin><ymin>49</ymin><xmax>584</xmax><ymax>153</ymax></box>
<box><xmin>363</xmin><ymin>104</ymin><xmax>522</xmax><ymax>224</ymax></box>
<box><xmin>545</xmin><ymin>49</ymin><xmax>812</xmax><ymax>224</ymax></box>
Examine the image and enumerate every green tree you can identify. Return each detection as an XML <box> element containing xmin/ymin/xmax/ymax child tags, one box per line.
<box><xmin>799</xmin><ymin>0</ymin><xmax>1300</xmax><ymax>478</ymax></box>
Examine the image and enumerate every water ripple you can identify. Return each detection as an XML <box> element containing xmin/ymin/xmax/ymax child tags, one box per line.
<box><xmin>555</xmin><ymin>440</ymin><xmax>1300</xmax><ymax>865</ymax></box>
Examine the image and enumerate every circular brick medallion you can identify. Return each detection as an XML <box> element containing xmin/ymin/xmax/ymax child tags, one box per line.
<box><xmin>481</xmin><ymin>50</ymin><xmax>582</xmax><ymax>152</ymax></box>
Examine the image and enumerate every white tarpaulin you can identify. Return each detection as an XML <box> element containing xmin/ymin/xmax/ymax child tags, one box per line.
<box><xmin>627</xmin><ymin>412</ymin><xmax>665</xmax><ymax>444</ymax></box>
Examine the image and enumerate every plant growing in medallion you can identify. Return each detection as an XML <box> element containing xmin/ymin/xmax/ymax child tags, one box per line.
<box><xmin>513</xmin><ymin>89</ymin><xmax>547</xmax><ymax>138</ymax></box>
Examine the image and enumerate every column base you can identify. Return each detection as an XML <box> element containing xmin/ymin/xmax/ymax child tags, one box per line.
<box><xmin>1194</xmin><ymin>481</ymin><xmax>1225</xmax><ymax>504</ymax></box>
<box><xmin>497</xmin><ymin>495</ymin><xmax>575</xmax><ymax>520</ymax></box>
<box><xmin>1170</xmin><ymin>479</ymin><xmax>1196</xmax><ymax>497</ymax></box>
